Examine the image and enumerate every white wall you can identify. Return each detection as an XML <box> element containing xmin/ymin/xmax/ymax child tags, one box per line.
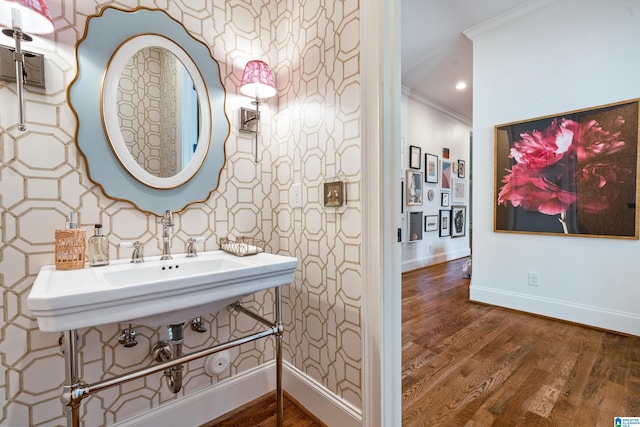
<box><xmin>469</xmin><ymin>0</ymin><xmax>640</xmax><ymax>335</ymax></box>
<box><xmin>401</xmin><ymin>89</ymin><xmax>471</xmax><ymax>272</ymax></box>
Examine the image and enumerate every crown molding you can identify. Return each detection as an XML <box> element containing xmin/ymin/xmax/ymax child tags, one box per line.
<box><xmin>402</xmin><ymin>86</ymin><xmax>472</xmax><ymax>127</ymax></box>
<box><xmin>463</xmin><ymin>0</ymin><xmax>566</xmax><ymax>41</ymax></box>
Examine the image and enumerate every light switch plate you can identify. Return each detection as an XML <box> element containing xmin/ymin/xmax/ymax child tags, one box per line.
<box><xmin>291</xmin><ymin>183</ymin><xmax>303</xmax><ymax>208</ymax></box>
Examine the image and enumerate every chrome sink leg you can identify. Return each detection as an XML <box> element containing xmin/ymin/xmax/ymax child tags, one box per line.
<box><xmin>62</xmin><ymin>330</ymin><xmax>81</xmax><ymax>427</ymax></box>
<box><xmin>275</xmin><ymin>286</ymin><xmax>283</xmax><ymax>427</ymax></box>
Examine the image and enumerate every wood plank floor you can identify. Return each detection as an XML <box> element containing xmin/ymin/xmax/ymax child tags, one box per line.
<box><xmin>205</xmin><ymin>258</ymin><xmax>640</xmax><ymax>425</ymax></box>
<box><xmin>201</xmin><ymin>392</ymin><xmax>325</xmax><ymax>427</ymax></box>
<box><xmin>402</xmin><ymin>257</ymin><xmax>640</xmax><ymax>426</ymax></box>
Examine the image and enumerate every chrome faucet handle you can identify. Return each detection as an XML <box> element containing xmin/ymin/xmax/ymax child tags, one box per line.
<box><xmin>186</xmin><ymin>237</ymin><xmax>206</xmax><ymax>257</ymax></box>
<box><xmin>161</xmin><ymin>210</ymin><xmax>174</xmax><ymax>227</ymax></box>
<box><xmin>117</xmin><ymin>241</ymin><xmax>144</xmax><ymax>263</ymax></box>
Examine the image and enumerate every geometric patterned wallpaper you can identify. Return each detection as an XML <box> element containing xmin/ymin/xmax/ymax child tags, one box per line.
<box><xmin>118</xmin><ymin>47</ymin><xmax>180</xmax><ymax>178</ymax></box>
<box><xmin>0</xmin><ymin>0</ymin><xmax>362</xmax><ymax>425</ymax></box>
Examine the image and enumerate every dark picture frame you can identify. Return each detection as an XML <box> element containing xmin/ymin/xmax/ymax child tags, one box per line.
<box><xmin>439</xmin><ymin>209</ymin><xmax>451</xmax><ymax>237</ymax></box>
<box><xmin>495</xmin><ymin>99</ymin><xmax>640</xmax><ymax>239</ymax></box>
<box><xmin>458</xmin><ymin>160</ymin><xmax>466</xmax><ymax>178</ymax></box>
<box><xmin>441</xmin><ymin>192</ymin><xmax>450</xmax><ymax>207</ymax></box>
<box><xmin>451</xmin><ymin>205</ymin><xmax>466</xmax><ymax>238</ymax></box>
<box><xmin>424</xmin><ymin>215</ymin><xmax>438</xmax><ymax>232</ymax></box>
<box><xmin>424</xmin><ymin>153</ymin><xmax>439</xmax><ymax>183</ymax></box>
<box><xmin>409</xmin><ymin>145</ymin><xmax>421</xmax><ymax>169</ymax></box>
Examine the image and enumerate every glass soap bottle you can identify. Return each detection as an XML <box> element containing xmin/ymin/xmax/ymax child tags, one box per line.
<box><xmin>88</xmin><ymin>224</ymin><xmax>109</xmax><ymax>267</ymax></box>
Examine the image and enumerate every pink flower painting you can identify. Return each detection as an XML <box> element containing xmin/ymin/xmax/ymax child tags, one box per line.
<box><xmin>495</xmin><ymin>101</ymin><xmax>638</xmax><ymax>237</ymax></box>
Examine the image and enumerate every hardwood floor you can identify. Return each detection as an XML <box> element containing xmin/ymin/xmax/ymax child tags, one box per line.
<box><xmin>201</xmin><ymin>392</ymin><xmax>325</xmax><ymax>427</ymax></box>
<box><xmin>206</xmin><ymin>258</ymin><xmax>640</xmax><ymax>426</ymax></box>
<box><xmin>402</xmin><ymin>257</ymin><xmax>640</xmax><ymax>426</ymax></box>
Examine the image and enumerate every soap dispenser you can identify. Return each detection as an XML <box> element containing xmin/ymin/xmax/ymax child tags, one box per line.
<box><xmin>88</xmin><ymin>224</ymin><xmax>109</xmax><ymax>266</ymax></box>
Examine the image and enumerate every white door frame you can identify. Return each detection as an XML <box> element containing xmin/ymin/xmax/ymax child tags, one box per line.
<box><xmin>361</xmin><ymin>0</ymin><xmax>402</xmax><ymax>425</ymax></box>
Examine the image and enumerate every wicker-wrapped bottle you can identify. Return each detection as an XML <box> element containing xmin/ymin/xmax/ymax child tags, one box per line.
<box><xmin>54</xmin><ymin>212</ymin><xmax>86</xmax><ymax>270</ymax></box>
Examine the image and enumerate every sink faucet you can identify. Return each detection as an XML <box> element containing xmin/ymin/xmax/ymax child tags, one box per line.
<box><xmin>161</xmin><ymin>210</ymin><xmax>174</xmax><ymax>260</ymax></box>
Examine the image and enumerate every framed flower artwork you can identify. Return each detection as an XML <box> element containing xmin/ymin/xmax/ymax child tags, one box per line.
<box><xmin>495</xmin><ymin>98</ymin><xmax>640</xmax><ymax>239</ymax></box>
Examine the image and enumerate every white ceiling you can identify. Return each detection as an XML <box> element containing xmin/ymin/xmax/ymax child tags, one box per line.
<box><xmin>401</xmin><ymin>0</ymin><xmax>532</xmax><ymax>121</ymax></box>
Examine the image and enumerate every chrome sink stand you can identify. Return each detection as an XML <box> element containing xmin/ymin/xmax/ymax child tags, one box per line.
<box><xmin>60</xmin><ymin>287</ymin><xmax>284</xmax><ymax>427</ymax></box>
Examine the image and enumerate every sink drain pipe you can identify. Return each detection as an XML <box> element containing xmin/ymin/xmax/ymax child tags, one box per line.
<box><xmin>151</xmin><ymin>323</ymin><xmax>185</xmax><ymax>393</ymax></box>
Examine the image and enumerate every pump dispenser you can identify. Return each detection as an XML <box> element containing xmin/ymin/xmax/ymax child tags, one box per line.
<box><xmin>88</xmin><ymin>224</ymin><xmax>109</xmax><ymax>266</ymax></box>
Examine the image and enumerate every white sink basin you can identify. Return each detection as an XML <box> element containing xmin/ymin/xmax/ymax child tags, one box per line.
<box><xmin>28</xmin><ymin>250</ymin><xmax>298</xmax><ymax>332</ymax></box>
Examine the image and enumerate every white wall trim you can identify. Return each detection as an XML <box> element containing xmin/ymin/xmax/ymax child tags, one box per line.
<box><xmin>402</xmin><ymin>248</ymin><xmax>470</xmax><ymax>273</ymax></box>
<box><xmin>463</xmin><ymin>0</ymin><xmax>565</xmax><ymax>41</ymax></box>
<box><xmin>112</xmin><ymin>362</ymin><xmax>275</xmax><ymax>427</ymax></box>
<box><xmin>283</xmin><ymin>361</ymin><xmax>362</xmax><ymax>426</ymax></box>
<box><xmin>361</xmin><ymin>0</ymin><xmax>403</xmax><ymax>426</ymax></box>
<box><xmin>470</xmin><ymin>285</ymin><xmax>640</xmax><ymax>337</ymax></box>
<box><xmin>403</xmin><ymin>86</ymin><xmax>472</xmax><ymax>127</ymax></box>
<box><xmin>112</xmin><ymin>360</ymin><xmax>361</xmax><ymax>427</ymax></box>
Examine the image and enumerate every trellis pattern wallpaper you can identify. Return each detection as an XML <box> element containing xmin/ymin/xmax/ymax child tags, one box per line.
<box><xmin>118</xmin><ymin>46</ymin><xmax>180</xmax><ymax>177</ymax></box>
<box><xmin>0</xmin><ymin>0</ymin><xmax>362</xmax><ymax>426</ymax></box>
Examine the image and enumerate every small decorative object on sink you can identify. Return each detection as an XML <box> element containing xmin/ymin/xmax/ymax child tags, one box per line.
<box><xmin>219</xmin><ymin>237</ymin><xmax>266</xmax><ymax>256</ymax></box>
<box><xmin>54</xmin><ymin>211</ymin><xmax>86</xmax><ymax>271</ymax></box>
<box><xmin>87</xmin><ymin>224</ymin><xmax>109</xmax><ymax>266</ymax></box>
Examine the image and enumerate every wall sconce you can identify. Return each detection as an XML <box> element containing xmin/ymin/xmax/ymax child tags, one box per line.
<box><xmin>239</xmin><ymin>59</ymin><xmax>276</xmax><ymax>164</ymax></box>
<box><xmin>0</xmin><ymin>0</ymin><xmax>54</xmax><ymax>131</ymax></box>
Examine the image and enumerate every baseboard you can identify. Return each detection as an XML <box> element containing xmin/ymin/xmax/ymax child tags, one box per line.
<box><xmin>470</xmin><ymin>285</ymin><xmax>640</xmax><ymax>336</ymax></box>
<box><xmin>112</xmin><ymin>362</ymin><xmax>276</xmax><ymax>427</ymax></box>
<box><xmin>283</xmin><ymin>361</ymin><xmax>362</xmax><ymax>427</ymax></box>
<box><xmin>113</xmin><ymin>360</ymin><xmax>362</xmax><ymax>427</ymax></box>
<box><xmin>402</xmin><ymin>248</ymin><xmax>470</xmax><ymax>273</ymax></box>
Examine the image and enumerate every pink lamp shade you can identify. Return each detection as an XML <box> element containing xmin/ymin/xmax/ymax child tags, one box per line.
<box><xmin>240</xmin><ymin>60</ymin><xmax>276</xmax><ymax>100</ymax></box>
<box><xmin>0</xmin><ymin>0</ymin><xmax>54</xmax><ymax>34</ymax></box>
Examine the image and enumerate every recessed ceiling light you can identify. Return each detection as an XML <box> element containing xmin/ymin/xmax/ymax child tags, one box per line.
<box><xmin>455</xmin><ymin>81</ymin><xmax>467</xmax><ymax>90</ymax></box>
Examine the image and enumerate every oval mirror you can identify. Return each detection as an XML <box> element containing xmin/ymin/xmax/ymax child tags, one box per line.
<box><xmin>69</xmin><ymin>7</ymin><xmax>229</xmax><ymax>215</ymax></box>
<box><xmin>102</xmin><ymin>34</ymin><xmax>211</xmax><ymax>189</ymax></box>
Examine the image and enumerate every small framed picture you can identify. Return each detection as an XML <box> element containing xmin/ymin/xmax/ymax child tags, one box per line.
<box><xmin>442</xmin><ymin>147</ymin><xmax>450</xmax><ymax>159</ymax></box>
<box><xmin>409</xmin><ymin>145</ymin><xmax>421</xmax><ymax>169</ymax></box>
<box><xmin>324</xmin><ymin>181</ymin><xmax>345</xmax><ymax>207</ymax></box>
<box><xmin>424</xmin><ymin>153</ymin><xmax>438</xmax><ymax>183</ymax></box>
<box><xmin>451</xmin><ymin>178</ymin><xmax>466</xmax><ymax>203</ymax></box>
<box><xmin>406</xmin><ymin>170</ymin><xmax>423</xmax><ymax>205</ymax></box>
<box><xmin>458</xmin><ymin>159</ymin><xmax>466</xmax><ymax>178</ymax></box>
<box><xmin>439</xmin><ymin>209</ymin><xmax>451</xmax><ymax>237</ymax></box>
<box><xmin>408</xmin><ymin>211</ymin><xmax>423</xmax><ymax>242</ymax></box>
<box><xmin>424</xmin><ymin>215</ymin><xmax>438</xmax><ymax>232</ymax></box>
<box><xmin>451</xmin><ymin>205</ymin><xmax>466</xmax><ymax>238</ymax></box>
<box><xmin>441</xmin><ymin>160</ymin><xmax>452</xmax><ymax>189</ymax></box>
<box><xmin>441</xmin><ymin>192</ymin><xmax>450</xmax><ymax>207</ymax></box>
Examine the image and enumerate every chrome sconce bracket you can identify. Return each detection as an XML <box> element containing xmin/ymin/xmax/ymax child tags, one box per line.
<box><xmin>239</xmin><ymin>107</ymin><xmax>258</xmax><ymax>133</ymax></box>
<box><xmin>0</xmin><ymin>41</ymin><xmax>45</xmax><ymax>88</ymax></box>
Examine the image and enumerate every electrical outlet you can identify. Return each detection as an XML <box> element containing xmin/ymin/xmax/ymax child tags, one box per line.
<box><xmin>528</xmin><ymin>272</ymin><xmax>540</xmax><ymax>287</ymax></box>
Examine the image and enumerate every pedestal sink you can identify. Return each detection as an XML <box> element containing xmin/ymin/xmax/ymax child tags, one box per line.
<box><xmin>28</xmin><ymin>250</ymin><xmax>298</xmax><ymax>332</ymax></box>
